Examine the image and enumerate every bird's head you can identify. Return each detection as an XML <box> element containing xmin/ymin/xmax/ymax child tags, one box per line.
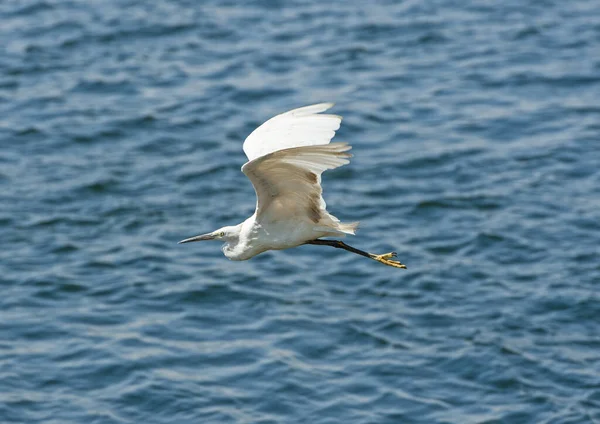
<box><xmin>178</xmin><ymin>225</ymin><xmax>241</xmax><ymax>244</ymax></box>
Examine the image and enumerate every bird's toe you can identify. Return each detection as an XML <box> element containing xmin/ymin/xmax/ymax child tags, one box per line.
<box><xmin>371</xmin><ymin>252</ymin><xmax>407</xmax><ymax>269</ymax></box>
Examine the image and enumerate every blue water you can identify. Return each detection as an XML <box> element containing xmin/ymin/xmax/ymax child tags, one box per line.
<box><xmin>2</xmin><ymin>1</ymin><xmax>600</xmax><ymax>423</ymax></box>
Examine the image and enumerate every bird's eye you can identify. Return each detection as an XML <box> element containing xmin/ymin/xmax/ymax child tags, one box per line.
<box><xmin>220</xmin><ymin>232</ymin><xmax>225</xmax><ymax>237</ymax></box>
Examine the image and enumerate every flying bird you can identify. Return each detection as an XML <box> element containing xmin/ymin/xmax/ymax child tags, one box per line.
<box><xmin>179</xmin><ymin>103</ymin><xmax>406</xmax><ymax>269</ymax></box>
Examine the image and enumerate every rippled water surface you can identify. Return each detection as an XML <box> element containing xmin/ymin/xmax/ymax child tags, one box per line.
<box><xmin>2</xmin><ymin>1</ymin><xmax>600</xmax><ymax>423</ymax></box>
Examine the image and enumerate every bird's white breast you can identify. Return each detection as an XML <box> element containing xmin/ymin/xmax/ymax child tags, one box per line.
<box><xmin>221</xmin><ymin>214</ymin><xmax>325</xmax><ymax>261</ymax></box>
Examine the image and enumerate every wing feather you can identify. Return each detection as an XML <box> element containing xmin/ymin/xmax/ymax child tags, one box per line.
<box><xmin>242</xmin><ymin>103</ymin><xmax>342</xmax><ymax>161</ymax></box>
<box><xmin>241</xmin><ymin>143</ymin><xmax>353</xmax><ymax>231</ymax></box>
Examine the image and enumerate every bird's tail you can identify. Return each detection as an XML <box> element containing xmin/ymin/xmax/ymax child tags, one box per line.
<box><xmin>314</xmin><ymin>217</ymin><xmax>359</xmax><ymax>237</ymax></box>
<box><xmin>338</xmin><ymin>221</ymin><xmax>359</xmax><ymax>235</ymax></box>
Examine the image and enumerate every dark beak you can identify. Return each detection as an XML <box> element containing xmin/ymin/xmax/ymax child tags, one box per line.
<box><xmin>178</xmin><ymin>233</ymin><xmax>216</xmax><ymax>244</ymax></box>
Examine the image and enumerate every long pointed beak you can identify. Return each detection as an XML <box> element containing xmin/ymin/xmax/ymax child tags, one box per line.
<box><xmin>178</xmin><ymin>233</ymin><xmax>216</xmax><ymax>244</ymax></box>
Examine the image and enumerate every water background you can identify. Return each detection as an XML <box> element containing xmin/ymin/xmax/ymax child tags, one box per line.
<box><xmin>2</xmin><ymin>1</ymin><xmax>600</xmax><ymax>423</ymax></box>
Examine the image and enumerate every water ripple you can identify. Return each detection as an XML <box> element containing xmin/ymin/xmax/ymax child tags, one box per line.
<box><xmin>1</xmin><ymin>0</ymin><xmax>599</xmax><ymax>423</ymax></box>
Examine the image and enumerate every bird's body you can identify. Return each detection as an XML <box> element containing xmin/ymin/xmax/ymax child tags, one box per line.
<box><xmin>180</xmin><ymin>103</ymin><xmax>406</xmax><ymax>269</ymax></box>
<box><xmin>221</xmin><ymin>208</ymin><xmax>354</xmax><ymax>261</ymax></box>
<box><xmin>214</xmin><ymin>217</ymin><xmax>313</xmax><ymax>261</ymax></box>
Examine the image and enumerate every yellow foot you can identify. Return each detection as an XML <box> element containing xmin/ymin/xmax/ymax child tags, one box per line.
<box><xmin>369</xmin><ymin>252</ymin><xmax>407</xmax><ymax>269</ymax></box>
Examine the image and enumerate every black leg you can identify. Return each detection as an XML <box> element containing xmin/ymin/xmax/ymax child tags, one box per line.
<box><xmin>305</xmin><ymin>239</ymin><xmax>406</xmax><ymax>269</ymax></box>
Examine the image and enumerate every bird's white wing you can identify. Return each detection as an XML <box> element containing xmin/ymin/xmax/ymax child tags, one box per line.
<box><xmin>242</xmin><ymin>103</ymin><xmax>342</xmax><ymax>162</ymax></box>
<box><xmin>241</xmin><ymin>143</ymin><xmax>352</xmax><ymax>225</ymax></box>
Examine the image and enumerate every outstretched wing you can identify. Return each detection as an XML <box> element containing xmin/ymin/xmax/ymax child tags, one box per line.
<box><xmin>242</xmin><ymin>103</ymin><xmax>342</xmax><ymax>162</ymax></box>
<box><xmin>241</xmin><ymin>143</ymin><xmax>352</xmax><ymax>226</ymax></box>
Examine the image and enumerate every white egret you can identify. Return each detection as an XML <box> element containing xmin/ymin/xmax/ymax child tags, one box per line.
<box><xmin>179</xmin><ymin>103</ymin><xmax>406</xmax><ymax>269</ymax></box>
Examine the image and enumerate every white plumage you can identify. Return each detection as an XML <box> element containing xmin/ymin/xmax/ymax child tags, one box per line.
<box><xmin>242</xmin><ymin>103</ymin><xmax>342</xmax><ymax>161</ymax></box>
<box><xmin>242</xmin><ymin>143</ymin><xmax>356</xmax><ymax>231</ymax></box>
<box><xmin>179</xmin><ymin>103</ymin><xmax>406</xmax><ymax>269</ymax></box>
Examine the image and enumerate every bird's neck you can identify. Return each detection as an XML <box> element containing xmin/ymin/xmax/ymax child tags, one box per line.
<box><xmin>222</xmin><ymin>218</ymin><xmax>258</xmax><ymax>261</ymax></box>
